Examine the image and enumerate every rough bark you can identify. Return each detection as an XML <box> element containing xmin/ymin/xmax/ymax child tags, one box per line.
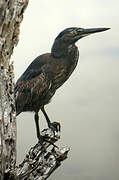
<box><xmin>0</xmin><ymin>1</ymin><xmax>69</xmax><ymax>180</ymax></box>
<box><xmin>0</xmin><ymin>0</ymin><xmax>29</xmax><ymax>179</ymax></box>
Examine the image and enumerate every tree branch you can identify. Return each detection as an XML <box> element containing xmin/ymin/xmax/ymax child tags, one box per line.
<box><xmin>15</xmin><ymin>129</ymin><xmax>69</xmax><ymax>180</ymax></box>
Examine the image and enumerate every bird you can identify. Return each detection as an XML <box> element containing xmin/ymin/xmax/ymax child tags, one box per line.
<box><xmin>15</xmin><ymin>27</ymin><xmax>110</xmax><ymax>142</ymax></box>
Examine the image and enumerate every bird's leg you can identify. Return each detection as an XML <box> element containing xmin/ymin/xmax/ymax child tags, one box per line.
<box><xmin>41</xmin><ymin>106</ymin><xmax>61</xmax><ymax>135</ymax></box>
<box><xmin>34</xmin><ymin>112</ymin><xmax>58</xmax><ymax>148</ymax></box>
<box><xmin>34</xmin><ymin>112</ymin><xmax>46</xmax><ymax>144</ymax></box>
<box><xmin>34</xmin><ymin>112</ymin><xmax>41</xmax><ymax>140</ymax></box>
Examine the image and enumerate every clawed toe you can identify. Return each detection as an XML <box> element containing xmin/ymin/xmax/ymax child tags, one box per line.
<box><xmin>49</xmin><ymin>121</ymin><xmax>61</xmax><ymax>135</ymax></box>
<box><xmin>51</xmin><ymin>122</ymin><xmax>61</xmax><ymax>132</ymax></box>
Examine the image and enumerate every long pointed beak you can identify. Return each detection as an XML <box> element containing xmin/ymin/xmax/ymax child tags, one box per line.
<box><xmin>83</xmin><ymin>27</ymin><xmax>110</xmax><ymax>34</ymax></box>
<box><xmin>76</xmin><ymin>27</ymin><xmax>110</xmax><ymax>40</ymax></box>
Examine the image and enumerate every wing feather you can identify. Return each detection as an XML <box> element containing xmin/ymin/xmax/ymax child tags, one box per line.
<box><xmin>15</xmin><ymin>72</ymin><xmax>51</xmax><ymax>115</ymax></box>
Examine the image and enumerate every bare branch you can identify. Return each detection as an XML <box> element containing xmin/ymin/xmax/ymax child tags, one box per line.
<box><xmin>15</xmin><ymin>129</ymin><xmax>69</xmax><ymax>180</ymax></box>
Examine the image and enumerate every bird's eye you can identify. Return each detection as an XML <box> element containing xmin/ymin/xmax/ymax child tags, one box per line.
<box><xmin>72</xmin><ymin>28</ymin><xmax>84</xmax><ymax>35</ymax></box>
<box><xmin>73</xmin><ymin>30</ymin><xmax>78</xmax><ymax>35</ymax></box>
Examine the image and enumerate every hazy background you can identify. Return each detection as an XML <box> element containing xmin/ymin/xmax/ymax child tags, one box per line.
<box><xmin>13</xmin><ymin>0</ymin><xmax>119</xmax><ymax>180</ymax></box>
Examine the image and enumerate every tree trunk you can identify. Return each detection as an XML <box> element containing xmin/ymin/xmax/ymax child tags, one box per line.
<box><xmin>0</xmin><ymin>1</ymin><xmax>69</xmax><ymax>180</ymax></box>
<box><xmin>0</xmin><ymin>0</ymin><xmax>28</xmax><ymax>179</ymax></box>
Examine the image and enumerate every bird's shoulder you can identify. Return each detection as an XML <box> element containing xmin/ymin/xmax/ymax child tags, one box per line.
<box><xmin>16</xmin><ymin>53</ymin><xmax>53</xmax><ymax>83</ymax></box>
<box><xmin>15</xmin><ymin>53</ymin><xmax>53</xmax><ymax>94</ymax></box>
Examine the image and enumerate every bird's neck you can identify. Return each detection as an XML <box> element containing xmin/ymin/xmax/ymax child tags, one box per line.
<box><xmin>51</xmin><ymin>39</ymin><xmax>76</xmax><ymax>58</ymax></box>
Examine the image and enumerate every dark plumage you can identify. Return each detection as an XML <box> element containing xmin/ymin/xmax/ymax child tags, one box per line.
<box><xmin>15</xmin><ymin>27</ymin><xmax>110</xmax><ymax>140</ymax></box>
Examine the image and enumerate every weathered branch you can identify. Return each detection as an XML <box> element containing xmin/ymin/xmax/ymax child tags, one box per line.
<box><xmin>15</xmin><ymin>129</ymin><xmax>69</xmax><ymax>180</ymax></box>
<box><xmin>3</xmin><ymin>129</ymin><xmax>69</xmax><ymax>180</ymax></box>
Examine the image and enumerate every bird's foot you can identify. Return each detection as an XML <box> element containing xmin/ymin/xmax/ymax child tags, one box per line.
<box><xmin>48</xmin><ymin>121</ymin><xmax>61</xmax><ymax>136</ymax></box>
<box><xmin>38</xmin><ymin>135</ymin><xmax>58</xmax><ymax>149</ymax></box>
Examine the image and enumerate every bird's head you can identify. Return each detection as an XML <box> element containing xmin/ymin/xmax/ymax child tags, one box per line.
<box><xmin>51</xmin><ymin>27</ymin><xmax>110</xmax><ymax>57</ymax></box>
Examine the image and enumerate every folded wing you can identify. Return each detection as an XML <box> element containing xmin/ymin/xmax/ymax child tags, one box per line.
<box><xmin>15</xmin><ymin>71</ymin><xmax>51</xmax><ymax>115</ymax></box>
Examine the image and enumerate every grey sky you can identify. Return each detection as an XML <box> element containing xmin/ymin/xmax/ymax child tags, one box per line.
<box><xmin>13</xmin><ymin>1</ymin><xmax>119</xmax><ymax>180</ymax></box>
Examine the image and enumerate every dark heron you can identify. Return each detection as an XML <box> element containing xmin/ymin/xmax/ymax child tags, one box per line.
<box><xmin>15</xmin><ymin>27</ymin><xmax>110</xmax><ymax>141</ymax></box>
